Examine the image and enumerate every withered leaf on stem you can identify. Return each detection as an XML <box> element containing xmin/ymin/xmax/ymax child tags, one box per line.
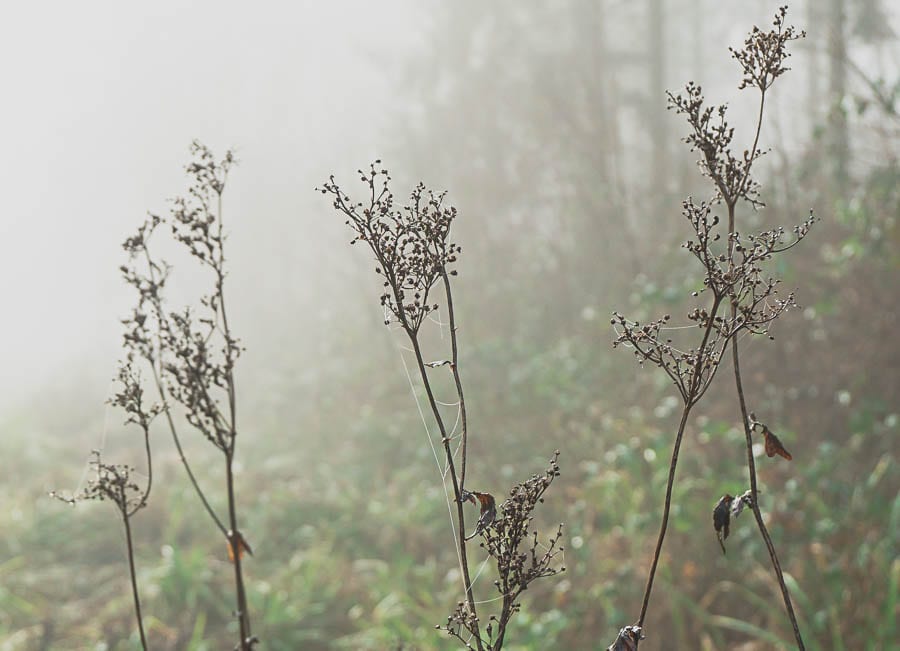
<box><xmin>762</xmin><ymin>426</ymin><xmax>793</xmax><ymax>461</ymax></box>
<box><xmin>607</xmin><ymin>625</ymin><xmax>644</xmax><ymax>651</ymax></box>
<box><xmin>713</xmin><ymin>494</ymin><xmax>734</xmax><ymax>554</ymax></box>
<box><xmin>463</xmin><ymin>490</ymin><xmax>497</xmax><ymax>541</ymax></box>
<box><xmin>227</xmin><ymin>530</ymin><xmax>253</xmax><ymax>563</ymax></box>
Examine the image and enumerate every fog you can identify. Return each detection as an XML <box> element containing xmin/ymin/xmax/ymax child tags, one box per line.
<box><xmin>2</xmin><ymin>1</ymin><xmax>898</xmax><ymax>649</ymax></box>
<box><xmin>1</xmin><ymin>1</ymin><xmax>425</xmax><ymax>407</ymax></box>
<box><xmin>2</xmin><ymin>1</ymin><xmax>895</xmax><ymax>407</ymax></box>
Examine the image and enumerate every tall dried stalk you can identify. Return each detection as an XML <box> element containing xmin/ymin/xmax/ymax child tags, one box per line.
<box><xmin>608</xmin><ymin>8</ymin><xmax>812</xmax><ymax>649</ymax></box>
<box><xmin>321</xmin><ymin>165</ymin><xmax>564</xmax><ymax>650</ymax></box>
<box><xmin>120</xmin><ymin>142</ymin><xmax>256</xmax><ymax>649</ymax></box>
<box><xmin>52</xmin><ymin>364</ymin><xmax>157</xmax><ymax>650</ymax></box>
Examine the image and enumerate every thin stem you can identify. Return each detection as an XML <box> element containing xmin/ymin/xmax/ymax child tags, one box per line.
<box><xmin>143</xmin><ymin>248</ymin><xmax>227</xmax><ymax>536</ymax></box>
<box><xmin>442</xmin><ymin>270</ymin><xmax>469</xmax><ymax>490</ymax></box>
<box><xmin>130</xmin><ymin>427</ymin><xmax>153</xmax><ymax>518</ymax></box>
<box><xmin>216</xmin><ymin>187</ymin><xmax>252</xmax><ymax>649</ymax></box>
<box><xmin>735</xmin><ymin>90</ymin><xmax>767</xmax><ymax>204</ymax></box>
<box><xmin>637</xmin><ymin>403</ymin><xmax>693</xmax><ymax>628</ymax></box>
<box><xmin>727</xmin><ymin>116</ymin><xmax>806</xmax><ymax>646</ymax></box>
<box><xmin>495</xmin><ymin>593</ymin><xmax>513</xmax><ymax>649</ymax></box>
<box><xmin>149</xmin><ymin>363</ymin><xmax>227</xmax><ymax>536</ymax></box>
<box><xmin>216</xmin><ymin>189</ymin><xmax>238</xmax><ymax>443</ymax></box>
<box><xmin>731</xmin><ymin>332</ymin><xmax>806</xmax><ymax>650</ymax></box>
<box><xmin>408</xmin><ymin>333</ymin><xmax>483</xmax><ymax>651</ymax></box>
<box><xmin>637</xmin><ymin>294</ymin><xmax>722</xmax><ymax>629</ymax></box>
<box><xmin>121</xmin><ymin>507</ymin><xmax>148</xmax><ymax>651</ymax></box>
<box><xmin>226</xmin><ymin>454</ymin><xmax>252</xmax><ymax>650</ymax></box>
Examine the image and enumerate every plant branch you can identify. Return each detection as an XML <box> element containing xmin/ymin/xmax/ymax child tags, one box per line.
<box><xmin>619</xmin><ymin>13</ymin><xmax>810</xmax><ymax>647</ymax></box>
<box><xmin>149</xmin><ymin>361</ymin><xmax>228</xmax><ymax>537</ymax></box>
<box><xmin>323</xmin><ymin>165</ymin><xmax>566</xmax><ymax>650</ymax></box>
<box><xmin>443</xmin><ymin>270</ymin><xmax>469</xmax><ymax>491</ymax></box>
<box><xmin>724</xmin><ymin>34</ymin><xmax>806</xmax><ymax>646</ymax></box>
<box><xmin>121</xmin><ymin>508</ymin><xmax>148</xmax><ymax>651</ymax></box>
<box><xmin>214</xmin><ymin>185</ymin><xmax>252</xmax><ymax>650</ymax></box>
<box><xmin>637</xmin><ymin>294</ymin><xmax>722</xmax><ymax>628</ymax></box>
<box><xmin>731</xmin><ymin>321</ymin><xmax>805</xmax><ymax>650</ymax></box>
<box><xmin>408</xmin><ymin>332</ymin><xmax>483</xmax><ymax>651</ymax></box>
<box><xmin>226</xmin><ymin>455</ymin><xmax>253</xmax><ymax>650</ymax></box>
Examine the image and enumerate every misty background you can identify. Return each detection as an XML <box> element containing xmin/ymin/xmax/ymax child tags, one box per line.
<box><xmin>1</xmin><ymin>1</ymin><xmax>898</xmax><ymax>649</ymax></box>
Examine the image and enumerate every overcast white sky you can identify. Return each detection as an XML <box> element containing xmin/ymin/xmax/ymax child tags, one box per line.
<box><xmin>2</xmin><ymin>1</ymin><xmax>897</xmax><ymax>413</ymax></box>
<box><xmin>0</xmin><ymin>1</ymin><xmax>427</xmax><ymax>407</ymax></box>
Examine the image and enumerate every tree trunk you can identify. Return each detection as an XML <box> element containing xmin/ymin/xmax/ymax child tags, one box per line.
<box><xmin>827</xmin><ymin>0</ymin><xmax>850</xmax><ymax>195</ymax></box>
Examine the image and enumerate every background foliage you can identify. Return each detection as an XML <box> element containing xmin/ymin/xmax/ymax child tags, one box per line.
<box><xmin>1</xmin><ymin>1</ymin><xmax>898</xmax><ymax>649</ymax></box>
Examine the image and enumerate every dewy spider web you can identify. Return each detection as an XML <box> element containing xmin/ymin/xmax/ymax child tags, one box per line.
<box><xmin>393</xmin><ymin>333</ymin><xmax>566</xmax><ymax>611</ymax></box>
<box><xmin>70</xmin><ymin>375</ymin><xmax>116</xmax><ymax>498</ymax></box>
<box><xmin>395</xmin><ymin>337</ymin><xmax>469</xmax><ymax>597</ymax></box>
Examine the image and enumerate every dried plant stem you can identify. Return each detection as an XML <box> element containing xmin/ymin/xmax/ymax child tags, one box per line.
<box><xmin>407</xmin><ymin>331</ymin><xmax>483</xmax><ymax>651</ymax></box>
<box><xmin>137</xmin><ymin>425</ymin><xmax>153</xmax><ymax>514</ymax></box>
<box><xmin>204</xmin><ymin>197</ymin><xmax>252</xmax><ymax>650</ymax></box>
<box><xmin>616</xmin><ymin>10</ymin><xmax>810</xmax><ymax>647</ymax></box>
<box><xmin>637</xmin><ymin>404</ymin><xmax>693</xmax><ymax>628</ymax></box>
<box><xmin>443</xmin><ymin>270</ymin><xmax>469</xmax><ymax>489</ymax></box>
<box><xmin>214</xmin><ymin>197</ymin><xmax>253</xmax><ymax>648</ymax></box>
<box><xmin>226</xmin><ymin>454</ymin><xmax>252</xmax><ymax>649</ymax></box>
<box><xmin>637</xmin><ymin>295</ymin><xmax>722</xmax><ymax>628</ymax></box>
<box><xmin>142</xmin><ymin>250</ymin><xmax>228</xmax><ymax>538</ymax></box>
<box><xmin>132</xmin><ymin>146</ymin><xmax>251</xmax><ymax>650</ymax></box>
<box><xmin>322</xmin><ymin>166</ymin><xmax>564</xmax><ymax>650</ymax></box>
<box><xmin>121</xmin><ymin>510</ymin><xmax>148</xmax><ymax>651</ymax></box>
<box><xmin>104</xmin><ymin>142</ymin><xmax>255</xmax><ymax>650</ymax></box>
<box><xmin>725</xmin><ymin>124</ymin><xmax>806</xmax><ymax>648</ymax></box>
<box><xmin>149</xmin><ymin>363</ymin><xmax>228</xmax><ymax>536</ymax></box>
<box><xmin>730</xmin><ymin>316</ymin><xmax>805</xmax><ymax>650</ymax></box>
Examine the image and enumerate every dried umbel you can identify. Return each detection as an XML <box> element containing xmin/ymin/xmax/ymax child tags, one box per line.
<box><xmin>55</xmin><ymin>452</ymin><xmax>144</xmax><ymax>514</ymax></box>
<box><xmin>482</xmin><ymin>452</ymin><xmax>564</xmax><ymax>597</ymax></box>
<box><xmin>54</xmin><ymin>361</ymin><xmax>158</xmax><ymax>514</ymax></box>
<box><xmin>319</xmin><ymin>162</ymin><xmax>461</xmax><ymax>334</ymax></box>
<box><xmin>668</xmin><ymin>6</ymin><xmax>805</xmax><ymax>209</ymax></box>
<box><xmin>730</xmin><ymin>6</ymin><xmax>804</xmax><ymax>93</ymax></box>
<box><xmin>611</xmin><ymin>206</ymin><xmax>815</xmax><ymax>407</ymax></box>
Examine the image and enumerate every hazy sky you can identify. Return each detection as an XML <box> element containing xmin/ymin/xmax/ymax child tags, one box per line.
<box><xmin>3</xmin><ymin>1</ymin><xmax>897</xmax><ymax>413</ymax></box>
<box><xmin>1</xmin><ymin>1</ymin><xmax>425</xmax><ymax>407</ymax></box>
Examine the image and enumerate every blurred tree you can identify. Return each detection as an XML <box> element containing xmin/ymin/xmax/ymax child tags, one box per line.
<box><xmin>396</xmin><ymin>1</ymin><xmax>643</xmax><ymax>329</ymax></box>
<box><xmin>827</xmin><ymin>0</ymin><xmax>851</xmax><ymax>195</ymax></box>
<box><xmin>806</xmin><ymin>0</ymin><xmax>823</xmax><ymax>129</ymax></box>
<box><xmin>647</xmin><ymin>0</ymin><xmax>669</xmax><ymax>217</ymax></box>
